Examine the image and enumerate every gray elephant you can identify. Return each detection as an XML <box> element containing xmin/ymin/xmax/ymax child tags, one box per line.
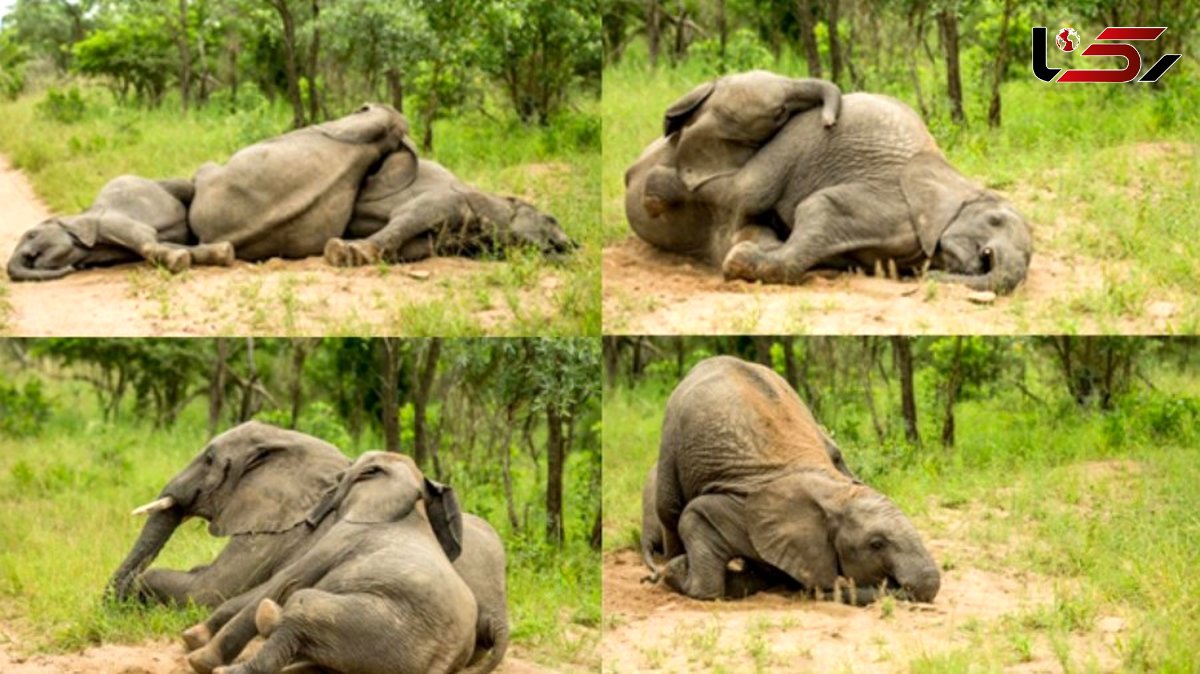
<box><xmin>654</xmin><ymin>356</ymin><xmax>940</xmax><ymax>604</ymax></box>
<box><xmin>7</xmin><ymin>175</ymin><xmax>234</xmax><ymax>281</ymax></box>
<box><xmin>640</xmin><ymin>84</ymin><xmax>1033</xmax><ymax>293</ymax></box>
<box><xmin>323</xmin><ymin>149</ymin><xmax>574</xmax><ymax>267</ymax></box>
<box><xmin>188</xmin><ymin>103</ymin><xmax>414</xmax><ymax>261</ymax></box>
<box><xmin>107</xmin><ymin>422</ymin><xmax>350</xmax><ymax>607</ymax></box>
<box><xmin>626</xmin><ymin>71</ymin><xmax>840</xmax><ymax>264</ymax></box>
<box><xmin>188</xmin><ymin>452</ymin><xmax>481</xmax><ymax>674</ymax></box>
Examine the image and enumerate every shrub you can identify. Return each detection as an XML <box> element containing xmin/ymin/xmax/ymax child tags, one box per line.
<box><xmin>0</xmin><ymin>380</ymin><xmax>52</xmax><ymax>437</ymax></box>
<box><xmin>691</xmin><ymin>28</ymin><xmax>773</xmax><ymax>76</ymax></box>
<box><xmin>36</xmin><ymin>86</ymin><xmax>88</xmax><ymax>124</ymax></box>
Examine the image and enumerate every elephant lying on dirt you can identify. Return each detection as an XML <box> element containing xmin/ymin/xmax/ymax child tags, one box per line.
<box><xmin>323</xmin><ymin>150</ymin><xmax>574</xmax><ymax>267</ymax></box>
<box><xmin>107</xmin><ymin>422</ymin><xmax>350</xmax><ymax>606</ymax></box>
<box><xmin>633</xmin><ymin>77</ymin><xmax>1032</xmax><ymax>293</ymax></box>
<box><xmin>188</xmin><ymin>103</ymin><xmax>414</xmax><ymax>261</ymax></box>
<box><xmin>653</xmin><ymin>356</ymin><xmax>940</xmax><ymax>604</ymax></box>
<box><xmin>626</xmin><ymin>71</ymin><xmax>841</xmax><ymax>264</ymax></box>
<box><xmin>6</xmin><ymin>176</ymin><xmax>233</xmax><ymax>281</ymax></box>
<box><xmin>187</xmin><ymin>452</ymin><xmax>483</xmax><ymax>674</ymax></box>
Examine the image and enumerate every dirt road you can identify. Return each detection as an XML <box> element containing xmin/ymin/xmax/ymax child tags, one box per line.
<box><xmin>0</xmin><ymin>155</ymin><xmax>564</xmax><ymax>336</ymax></box>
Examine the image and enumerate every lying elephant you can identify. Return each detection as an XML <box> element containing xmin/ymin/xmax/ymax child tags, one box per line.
<box><xmin>188</xmin><ymin>103</ymin><xmax>414</xmax><ymax>261</ymax></box>
<box><xmin>323</xmin><ymin>150</ymin><xmax>574</xmax><ymax>267</ymax></box>
<box><xmin>655</xmin><ymin>356</ymin><xmax>940</xmax><ymax>604</ymax></box>
<box><xmin>626</xmin><ymin>71</ymin><xmax>840</xmax><ymax>265</ymax></box>
<box><xmin>192</xmin><ymin>452</ymin><xmax>481</xmax><ymax>674</ymax></box>
<box><xmin>6</xmin><ymin>176</ymin><xmax>233</xmax><ymax>281</ymax></box>
<box><xmin>642</xmin><ymin>86</ymin><xmax>1033</xmax><ymax>293</ymax></box>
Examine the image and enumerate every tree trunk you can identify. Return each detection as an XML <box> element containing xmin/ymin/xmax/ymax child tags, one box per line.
<box><xmin>781</xmin><ymin>337</ymin><xmax>798</xmax><ymax>390</ymax></box>
<box><xmin>238</xmin><ymin>338</ymin><xmax>261</xmax><ymax>422</ymax></box>
<box><xmin>987</xmin><ymin>0</ymin><xmax>1015</xmax><ymax>127</ymax></box>
<box><xmin>941</xmin><ymin>337</ymin><xmax>963</xmax><ymax>448</ymax></box>
<box><xmin>380</xmin><ymin>339</ymin><xmax>402</xmax><ymax>454</ymax></box>
<box><xmin>673</xmin><ymin>0</ymin><xmax>688</xmax><ymax>60</ymax></box>
<box><xmin>207</xmin><ymin>339</ymin><xmax>228</xmax><ymax>437</ymax></box>
<box><xmin>603</xmin><ymin>336</ymin><xmax>620</xmax><ymax>389</ymax></box>
<box><xmin>177</xmin><ymin>0</ymin><xmax>191</xmax><ymax>112</ymax></box>
<box><xmin>795</xmin><ymin>0</ymin><xmax>823</xmax><ymax>77</ymax></box>
<box><xmin>716</xmin><ymin>0</ymin><xmax>727</xmax><ymax>62</ymax></box>
<box><xmin>891</xmin><ymin>336</ymin><xmax>920</xmax><ymax>446</ymax></box>
<box><xmin>630</xmin><ymin>336</ymin><xmax>645</xmax><ymax>382</ymax></box>
<box><xmin>288</xmin><ymin>340</ymin><xmax>310</xmax><ymax>429</ymax></box>
<box><xmin>590</xmin><ymin>507</ymin><xmax>602</xmax><ymax>550</ymax></box>
<box><xmin>861</xmin><ymin>338</ymin><xmax>885</xmax><ymax>442</ymax></box>
<box><xmin>385</xmin><ymin>69</ymin><xmax>404</xmax><ymax>112</ymax></box>
<box><xmin>421</xmin><ymin>59</ymin><xmax>442</xmax><ymax>152</ymax></box>
<box><xmin>646</xmin><ymin>0</ymin><xmax>661</xmax><ymax>69</ymax></box>
<box><xmin>827</xmin><ymin>0</ymin><xmax>842</xmax><ymax>84</ymax></box>
<box><xmin>306</xmin><ymin>0</ymin><xmax>321</xmax><ymax>122</ymax></box>
<box><xmin>413</xmin><ymin>338</ymin><xmax>442</xmax><ymax>471</ymax></box>
<box><xmin>545</xmin><ymin>406</ymin><xmax>565</xmax><ymax>545</ymax></box>
<box><xmin>500</xmin><ymin>406</ymin><xmax>521</xmax><ymax>531</ymax></box>
<box><xmin>938</xmin><ymin>5</ymin><xmax>964</xmax><ymax>124</ymax></box>
<box><xmin>270</xmin><ymin>0</ymin><xmax>306</xmax><ymax>128</ymax></box>
<box><xmin>753</xmin><ymin>337</ymin><xmax>774</xmax><ymax>367</ymax></box>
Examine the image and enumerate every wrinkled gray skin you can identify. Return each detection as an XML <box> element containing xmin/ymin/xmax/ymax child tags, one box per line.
<box><xmin>642</xmin><ymin>88</ymin><xmax>1032</xmax><ymax>293</ymax></box>
<box><xmin>626</xmin><ymin>71</ymin><xmax>840</xmax><ymax>265</ymax></box>
<box><xmin>189</xmin><ymin>103</ymin><xmax>414</xmax><ymax>261</ymax></box>
<box><xmin>323</xmin><ymin>150</ymin><xmax>574</xmax><ymax>267</ymax></box>
<box><xmin>106</xmin><ymin>422</ymin><xmax>350</xmax><ymax>607</ymax></box>
<box><xmin>188</xmin><ymin>452</ymin><xmax>479</xmax><ymax>674</ymax></box>
<box><xmin>7</xmin><ymin>176</ymin><xmax>233</xmax><ymax>281</ymax></box>
<box><xmin>655</xmin><ymin>356</ymin><xmax>940</xmax><ymax>604</ymax></box>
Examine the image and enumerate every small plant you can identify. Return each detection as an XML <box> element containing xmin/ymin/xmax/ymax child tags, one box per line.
<box><xmin>0</xmin><ymin>379</ymin><xmax>52</xmax><ymax>437</ymax></box>
<box><xmin>36</xmin><ymin>86</ymin><xmax>88</xmax><ymax>124</ymax></box>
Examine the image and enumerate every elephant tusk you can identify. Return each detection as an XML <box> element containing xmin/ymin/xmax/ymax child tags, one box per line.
<box><xmin>131</xmin><ymin>496</ymin><xmax>176</xmax><ymax>516</ymax></box>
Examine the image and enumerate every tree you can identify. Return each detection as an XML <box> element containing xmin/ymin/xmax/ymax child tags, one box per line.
<box><xmin>794</xmin><ymin>0</ymin><xmax>822</xmax><ymax>77</ymax></box>
<box><xmin>937</xmin><ymin>2</ymin><xmax>964</xmax><ymax>124</ymax></box>
<box><xmin>891</xmin><ymin>336</ymin><xmax>920</xmax><ymax>446</ymax></box>
<box><xmin>986</xmin><ymin>0</ymin><xmax>1016</xmax><ymax>127</ymax></box>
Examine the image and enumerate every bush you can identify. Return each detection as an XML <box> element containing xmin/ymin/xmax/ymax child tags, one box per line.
<box><xmin>256</xmin><ymin>401</ymin><xmax>353</xmax><ymax>451</ymax></box>
<box><xmin>36</xmin><ymin>86</ymin><xmax>88</xmax><ymax>123</ymax></box>
<box><xmin>691</xmin><ymin>28</ymin><xmax>774</xmax><ymax>76</ymax></box>
<box><xmin>0</xmin><ymin>380</ymin><xmax>52</xmax><ymax>437</ymax></box>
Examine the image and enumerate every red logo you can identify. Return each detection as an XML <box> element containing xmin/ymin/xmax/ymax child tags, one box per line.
<box><xmin>1032</xmin><ymin>26</ymin><xmax>1181</xmax><ymax>83</ymax></box>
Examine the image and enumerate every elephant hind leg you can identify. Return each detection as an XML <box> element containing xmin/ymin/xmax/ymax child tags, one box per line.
<box><xmin>664</xmin><ymin>494</ymin><xmax>758</xmax><ymax>600</ymax></box>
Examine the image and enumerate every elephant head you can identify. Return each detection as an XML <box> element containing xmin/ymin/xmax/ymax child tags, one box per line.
<box><xmin>107</xmin><ymin>422</ymin><xmax>349</xmax><ymax>601</ymax></box>
<box><xmin>746</xmin><ymin>468</ymin><xmax>940</xmax><ymax>603</ymax></box>
<box><xmin>902</xmin><ymin>152</ymin><xmax>1032</xmax><ymax>294</ymax></box>
<box><xmin>663</xmin><ymin>70</ymin><xmax>841</xmax><ymax>191</ymax></box>
<box><xmin>504</xmin><ymin>199</ymin><xmax>577</xmax><ymax>257</ymax></box>
<box><xmin>317</xmin><ymin>102</ymin><xmax>418</xmax><ymax>157</ymax></box>
<box><xmin>305</xmin><ymin>451</ymin><xmax>464</xmax><ymax>561</ymax></box>
<box><xmin>6</xmin><ymin>217</ymin><xmax>97</xmax><ymax>281</ymax></box>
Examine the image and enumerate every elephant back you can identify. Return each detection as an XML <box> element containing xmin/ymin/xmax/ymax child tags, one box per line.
<box><xmin>663</xmin><ymin>356</ymin><xmax>836</xmax><ymax>501</ymax></box>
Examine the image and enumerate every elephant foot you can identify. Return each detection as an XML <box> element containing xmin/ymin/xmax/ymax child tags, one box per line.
<box><xmin>256</xmin><ymin>598</ymin><xmax>282</xmax><ymax>637</ymax></box>
<box><xmin>187</xmin><ymin>644</ymin><xmax>223</xmax><ymax>674</ymax></box>
<box><xmin>181</xmin><ymin>623</ymin><xmax>212</xmax><ymax>651</ymax></box>
<box><xmin>163</xmin><ymin>249</ymin><xmax>192</xmax><ymax>274</ymax></box>
<box><xmin>212</xmin><ymin>666</ymin><xmax>248</xmax><ymax>674</ymax></box>
<box><xmin>205</xmin><ymin>241</ymin><xmax>235</xmax><ymax>267</ymax></box>
<box><xmin>661</xmin><ymin>555</ymin><xmax>689</xmax><ymax>595</ymax></box>
<box><xmin>324</xmin><ymin>238</ymin><xmax>382</xmax><ymax>267</ymax></box>
<box><xmin>722</xmin><ymin>241</ymin><xmax>768</xmax><ymax>282</ymax></box>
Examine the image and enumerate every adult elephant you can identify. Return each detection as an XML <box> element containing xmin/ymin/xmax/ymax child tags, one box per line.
<box><xmin>189</xmin><ymin>452</ymin><xmax>482</xmax><ymax>674</ymax></box>
<box><xmin>323</xmin><ymin>150</ymin><xmax>574</xmax><ymax>267</ymax></box>
<box><xmin>188</xmin><ymin>103</ymin><xmax>414</xmax><ymax>261</ymax></box>
<box><xmin>626</xmin><ymin>71</ymin><xmax>840</xmax><ymax>265</ymax></box>
<box><xmin>7</xmin><ymin>176</ymin><xmax>233</xmax><ymax>281</ymax></box>
<box><xmin>638</xmin><ymin>87</ymin><xmax>1033</xmax><ymax>294</ymax></box>
<box><xmin>654</xmin><ymin>356</ymin><xmax>940</xmax><ymax>604</ymax></box>
<box><xmin>106</xmin><ymin>422</ymin><xmax>350</xmax><ymax>606</ymax></box>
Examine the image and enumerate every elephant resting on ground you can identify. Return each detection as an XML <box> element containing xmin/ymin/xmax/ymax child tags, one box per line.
<box><xmin>107</xmin><ymin>422</ymin><xmax>350</xmax><ymax>607</ymax></box>
<box><xmin>6</xmin><ymin>176</ymin><xmax>234</xmax><ymax>281</ymax></box>
<box><xmin>626</xmin><ymin>71</ymin><xmax>841</xmax><ymax>266</ymax></box>
<box><xmin>188</xmin><ymin>103</ymin><xmax>413</xmax><ymax>261</ymax></box>
<box><xmin>323</xmin><ymin>150</ymin><xmax>574</xmax><ymax>267</ymax></box>
<box><xmin>634</xmin><ymin>81</ymin><xmax>1032</xmax><ymax>293</ymax></box>
<box><xmin>654</xmin><ymin>356</ymin><xmax>940</xmax><ymax>604</ymax></box>
<box><xmin>189</xmin><ymin>452</ymin><xmax>480</xmax><ymax>674</ymax></box>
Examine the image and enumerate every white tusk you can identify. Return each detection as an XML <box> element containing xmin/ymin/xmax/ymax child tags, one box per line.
<box><xmin>131</xmin><ymin>496</ymin><xmax>176</xmax><ymax>516</ymax></box>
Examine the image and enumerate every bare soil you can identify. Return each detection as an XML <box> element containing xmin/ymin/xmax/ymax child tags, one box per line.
<box><xmin>602</xmin><ymin>501</ymin><xmax>1126</xmax><ymax>673</ymax></box>
<box><xmin>0</xmin><ymin>155</ymin><xmax>562</xmax><ymax>336</ymax></box>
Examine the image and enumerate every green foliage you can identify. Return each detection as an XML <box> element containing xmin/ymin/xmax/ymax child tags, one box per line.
<box><xmin>0</xmin><ymin>32</ymin><xmax>28</xmax><ymax>100</ymax></box>
<box><xmin>691</xmin><ymin>28</ymin><xmax>774</xmax><ymax>76</ymax></box>
<box><xmin>0</xmin><ymin>379</ymin><xmax>51</xmax><ymax>437</ymax></box>
<box><xmin>71</xmin><ymin>15</ymin><xmax>173</xmax><ymax>105</ymax></box>
<box><xmin>34</xmin><ymin>86</ymin><xmax>87</xmax><ymax>123</ymax></box>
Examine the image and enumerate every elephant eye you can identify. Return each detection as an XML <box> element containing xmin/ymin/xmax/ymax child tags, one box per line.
<box><xmin>356</xmin><ymin>465</ymin><xmax>386</xmax><ymax>481</ymax></box>
<box><xmin>988</xmin><ymin>214</ymin><xmax>1004</xmax><ymax>227</ymax></box>
<box><xmin>203</xmin><ymin>451</ymin><xmax>214</xmax><ymax>466</ymax></box>
<box><xmin>868</xmin><ymin>536</ymin><xmax>887</xmax><ymax>551</ymax></box>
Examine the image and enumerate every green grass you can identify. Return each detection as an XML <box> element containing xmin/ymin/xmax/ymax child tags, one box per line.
<box><xmin>603</xmin><ymin>352</ymin><xmax>1200</xmax><ymax>670</ymax></box>
<box><xmin>0</xmin><ymin>86</ymin><xmax>601</xmax><ymax>336</ymax></box>
<box><xmin>602</xmin><ymin>40</ymin><xmax>1200</xmax><ymax>330</ymax></box>
<box><xmin>0</xmin><ymin>375</ymin><xmax>599</xmax><ymax>668</ymax></box>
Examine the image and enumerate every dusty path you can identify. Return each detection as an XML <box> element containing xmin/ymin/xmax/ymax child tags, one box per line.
<box><xmin>0</xmin><ymin>155</ymin><xmax>563</xmax><ymax>336</ymax></box>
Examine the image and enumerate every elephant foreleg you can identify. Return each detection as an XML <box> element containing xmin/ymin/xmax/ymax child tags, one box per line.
<box><xmin>136</xmin><ymin>533</ymin><xmax>293</xmax><ymax>608</ymax></box>
<box><xmin>663</xmin><ymin>494</ymin><xmax>760</xmax><ymax>600</ymax></box>
<box><xmin>155</xmin><ymin>178</ymin><xmax>196</xmax><ymax>206</ymax></box>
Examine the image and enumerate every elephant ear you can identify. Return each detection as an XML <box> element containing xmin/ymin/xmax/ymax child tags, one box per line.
<box><xmin>211</xmin><ymin>445</ymin><xmax>348</xmax><ymax>536</ymax></box>
<box><xmin>663</xmin><ymin>80</ymin><xmax>716</xmax><ymax>137</ymax></box>
<box><xmin>59</xmin><ymin>217</ymin><xmax>98</xmax><ymax>248</ymax></box>
<box><xmin>901</xmin><ymin>152</ymin><xmax>984</xmax><ymax>258</ymax></box>
<box><xmin>423</xmin><ymin>477</ymin><xmax>464</xmax><ymax>562</ymax></box>
<box><xmin>746</xmin><ymin>471</ymin><xmax>838</xmax><ymax>590</ymax></box>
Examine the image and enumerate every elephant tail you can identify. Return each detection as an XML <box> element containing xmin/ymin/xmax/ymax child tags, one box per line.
<box><xmin>460</xmin><ymin>615</ymin><xmax>509</xmax><ymax>674</ymax></box>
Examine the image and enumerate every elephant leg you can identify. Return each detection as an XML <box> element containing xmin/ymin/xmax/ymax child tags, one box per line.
<box><xmin>182</xmin><ymin>586</ymin><xmax>263</xmax><ymax>652</ymax></box>
<box><xmin>654</xmin><ymin>450</ymin><xmax>686</xmax><ymax>562</ymax></box>
<box><xmin>395</xmin><ymin>234</ymin><xmax>434</xmax><ymax>262</ymax></box>
<box><xmin>722</xmin><ymin>182</ymin><xmax>909</xmax><ymax>284</ymax></box>
<box><xmin>187</xmin><ymin>242</ymin><xmax>236</xmax><ymax>267</ymax></box>
<box><xmin>136</xmin><ymin>533</ymin><xmax>287</xmax><ymax>608</ymax></box>
<box><xmin>156</xmin><ymin>178</ymin><xmax>196</xmax><ymax>206</ymax></box>
<box><xmin>662</xmin><ymin>494</ymin><xmax>757</xmax><ymax>600</ymax></box>
<box><xmin>324</xmin><ymin>192</ymin><xmax>461</xmax><ymax>267</ymax></box>
<box><xmin>91</xmin><ymin>213</ymin><xmax>191</xmax><ymax>273</ymax></box>
<box><xmin>730</xmin><ymin>223</ymin><xmax>784</xmax><ymax>250</ymax></box>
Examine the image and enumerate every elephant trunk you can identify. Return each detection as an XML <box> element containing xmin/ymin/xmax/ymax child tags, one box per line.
<box><xmin>934</xmin><ymin>241</ymin><xmax>1029</xmax><ymax>295</ymax></box>
<box><xmin>6</xmin><ymin>255</ymin><xmax>74</xmax><ymax>282</ymax></box>
<box><xmin>106</xmin><ymin>507</ymin><xmax>184</xmax><ymax>601</ymax></box>
<box><xmin>893</xmin><ymin>557</ymin><xmax>942</xmax><ymax>604</ymax></box>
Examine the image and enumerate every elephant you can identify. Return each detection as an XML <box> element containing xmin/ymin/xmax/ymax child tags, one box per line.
<box><xmin>641</xmin><ymin>86</ymin><xmax>1033</xmax><ymax>293</ymax></box>
<box><xmin>654</xmin><ymin>355</ymin><xmax>940</xmax><ymax>604</ymax></box>
<box><xmin>107</xmin><ymin>421</ymin><xmax>350</xmax><ymax>607</ymax></box>
<box><xmin>626</xmin><ymin>71</ymin><xmax>841</xmax><ymax>265</ymax></box>
<box><xmin>187</xmin><ymin>452</ymin><xmax>481</xmax><ymax>674</ymax></box>
<box><xmin>7</xmin><ymin>175</ymin><xmax>234</xmax><ymax>281</ymax></box>
<box><xmin>322</xmin><ymin>149</ymin><xmax>574</xmax><ymax>267</ymax></box>
<box><xmin>188</xmin><ymin>103</ymin><xmax>414</xmax><ymax>261</ymax></box>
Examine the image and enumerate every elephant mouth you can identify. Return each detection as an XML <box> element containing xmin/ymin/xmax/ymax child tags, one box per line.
<box><xmin>980</xmin><ymin>247</ymin><xmax>995</xmax><ymax>274</ymax></box>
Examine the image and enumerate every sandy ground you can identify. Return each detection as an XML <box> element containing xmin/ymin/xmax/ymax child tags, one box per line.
<box><xmin>0</xmin><ymin>155</ymin><xmax>563</xmax><ymax>336</ymax></box>
<box><xmin>602</xmin><ymin>499</ymin><xmax>1127</xmax><ymax>673</ymax></box>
